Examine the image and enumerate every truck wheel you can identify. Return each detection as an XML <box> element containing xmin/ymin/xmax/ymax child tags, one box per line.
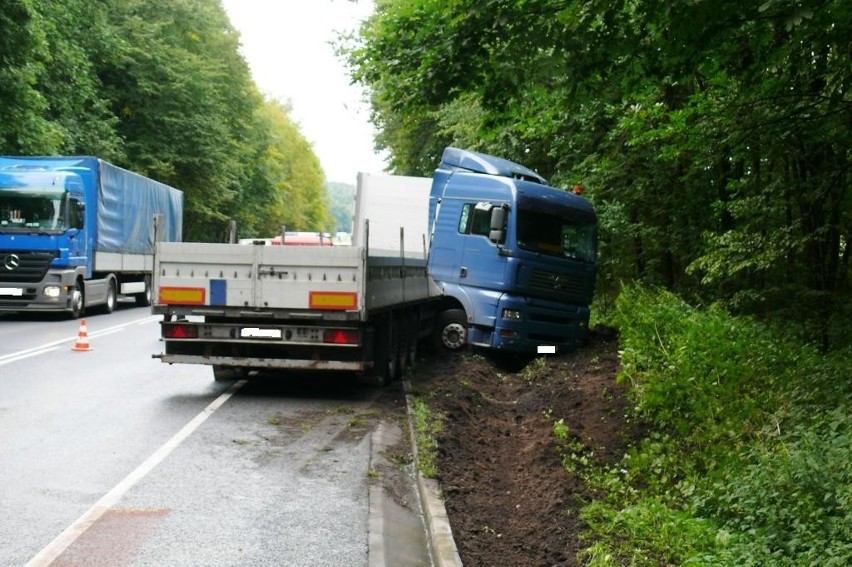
<box><xmin>405</xmin><ymin>312</ymin><xmax>419</xmax><ymax>367</ymax></box>
<box><xmin>135</xmin><ymin>276</ymin><xmax>152</xmax><ymax>307</ymax></box>
<box><xmin>371</xmin><ymin>320</ymin><xmax>400</xmax><ymax>386</ymax></box>
<box><xmin>68</xmin><ymin>280</ymin><xmax>85</xmax><ymax>319</ymax></box>
<box><xmin>434</xmin><ymin>309</ymin><xmax>467</xmax><ymax>352</ymax></box>
<box><xmin>100</xmin><ymin>279</ymin><xmax>117</xmax><ymax>314</ymax></box>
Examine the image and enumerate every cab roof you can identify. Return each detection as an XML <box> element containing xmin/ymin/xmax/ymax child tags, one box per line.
<box><xmin>439</xmin><ymin>147</ymin><xmax>547</xmax><ymax>185</ymax></box>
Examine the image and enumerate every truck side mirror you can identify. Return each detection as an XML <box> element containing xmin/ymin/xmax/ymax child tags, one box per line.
<box><xmin>74</xmin><ymin>201</ymin><xmax>85</xmax><ymax>229</ymax></box>
<box><xmin>489</xmin><ymin>205</ymin><xmax>507</xmax><ymax>244</ymax></box>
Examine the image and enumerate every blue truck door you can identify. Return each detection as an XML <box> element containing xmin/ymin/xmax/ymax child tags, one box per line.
<box><xmin>66</xmin><ymin>191</ymin><xmax>89</xmax><ymax>269</ymax></box>
<box><xmin>456</xmin><ymin>202</ymin><xmax>508</xmax><ymax>323</ymax></box>
<box><xmin>427</xmin><ymin>198</ymin><xmax>464</xmax><ymax>287</ymax></box>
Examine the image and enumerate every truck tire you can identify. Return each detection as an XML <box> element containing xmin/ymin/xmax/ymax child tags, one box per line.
<box><xmin>404</xmin><ymin>311</ymin><xmax>419</xmax><ymax>367</ymax></box>
<box><xmin>370</xmin><ymin>319</ymin><xmax>401</xmax><ymax>386</ymax></box>
<box><xmin>434</xmin><ymin>309</ymin><xmax>467</xmax><ymax>352</ymax></box>
<box><xmin>68</xmin><ymin>280</ymin><xmax>85</xmax><ymax>319</ymax></box>
<box><xmin>135</xmin><ymin>275</ymin><xmax>152</xmax><ymax>307</ymax></box>
<box><xmin>100</xmin><ymin>279</ymin><xmax>117</xmax><ymax>314</ymax></box>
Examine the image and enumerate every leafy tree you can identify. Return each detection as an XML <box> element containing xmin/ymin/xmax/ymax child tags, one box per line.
<box><xmin>0</xmin><ymin>0</ymin><xmax>113</xmax><ymax>154</ymax></box>
<box><xmin>33</xmin><ymin>0</ymin><xmax>123</xmax><ymax>157</ymax></box>
<box><xmin>237</xmin><ymin>99</ymin><xmax>331</xmax><ymax>238</ymax></box>
<box><xmin>97</xmin><ymin>0</ymin><xmax>262</xmax><ymax>240</ymax></box>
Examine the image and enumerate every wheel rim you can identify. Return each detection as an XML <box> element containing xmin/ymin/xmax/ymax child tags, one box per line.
<box><xmin>71</xmin><ymin>284</ymin><xmax>83</xmax><ymax>315</ymax></box>
<box><xmin>441</xmin><ymin>322</ymin><xmax>466</xmax><ymax>350</ymax></box>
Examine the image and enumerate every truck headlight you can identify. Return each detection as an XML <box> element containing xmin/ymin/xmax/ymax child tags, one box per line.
<box><xmin>44</xmin><ymin>286</ymin><xmax>61</xmax><ymax>299</ymax></box>
<box><xmin>502</xmin><ymin>309</ymin><xmax>522</xmax><ymax>320</ymax></box>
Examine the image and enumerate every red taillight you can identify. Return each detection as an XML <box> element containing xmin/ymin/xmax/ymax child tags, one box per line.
<box><xmin>162</xmin><ymin>323</ymin><xmax>199</xmax><ymax>339</ymax></box>
<box><xmin>323</xmin><ymin>329</ymin><xmax>360</xmax><ymax>345</ymax></box>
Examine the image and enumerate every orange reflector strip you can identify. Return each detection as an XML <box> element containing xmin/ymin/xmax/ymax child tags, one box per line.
<box><xmin>309</xmin><ymin>291</ymin><xmax>357</xmax><ymax>310</ymax></box>
<box><xmin>159</xmin><ymin>286</ymin><xmax>206</xmax><ymax>305</ymax></box>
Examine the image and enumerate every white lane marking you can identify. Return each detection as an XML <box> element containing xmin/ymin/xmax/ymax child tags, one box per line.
<box><xmin>135</xmin><ymin>315</ymin><xmax>161</xmax><ymax>326</ymax></box>
<box><xmin>88</xmin><ymin>327</ymin><xmax>125</xmax><ymax>339</ymax></box>
<box><xmin>0</xmin><ymin>347</ymin><xmax>62</xmax><ymax>366</ymax></box>
<box><xmin>26</xmin><ymin>379</ymin><xmax>247</xmax><ymax>567</ymax></box>
<box><xmin>0</xmin><ymin>316</ymin><xmax>160</xmax><ymax>366</ymax></box>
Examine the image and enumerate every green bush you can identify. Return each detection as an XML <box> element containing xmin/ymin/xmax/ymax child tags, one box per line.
<box><xmin>578</xmin><ymin>284</ymin><xmax>852</xmax><ymax>565</ymax></box>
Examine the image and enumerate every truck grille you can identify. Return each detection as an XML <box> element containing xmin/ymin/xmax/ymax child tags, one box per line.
<box><xmin>528</xmin><ymin>268</ymin><xmax>585</xmax><ymax>296</ymax></box>
<box><xmin>0</xmin><ymin>251</ymin><xmax>57</xmax><ymax>283</ymax></box>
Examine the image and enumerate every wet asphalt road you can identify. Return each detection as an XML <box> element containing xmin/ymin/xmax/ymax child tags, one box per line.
<box><xmin>0</xmin><ymin>304</ymin><xmax>429</xmax><ymax>566</ymax></box>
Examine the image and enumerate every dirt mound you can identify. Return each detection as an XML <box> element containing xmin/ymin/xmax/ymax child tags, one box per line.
<box><xmin>410</xmin><ymin>328</ymin><xmax>637</xmax><ymax>566</ymax></box>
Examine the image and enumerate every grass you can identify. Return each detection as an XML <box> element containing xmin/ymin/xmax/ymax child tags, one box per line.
<box><xmin>409</xmin><ymin>395</ymin><xmax>445</xmax><ymax>478</ymax></box>
<box><xmin>573</xmin><ymin>284</ymin><xmax>852</xmax><ymax>566</ymax></box>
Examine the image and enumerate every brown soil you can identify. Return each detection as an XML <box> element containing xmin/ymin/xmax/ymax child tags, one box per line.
<box><xmin>408</xmin><ymin>326</ymin><xmax>641</xmax><ymax>567</ymax></box>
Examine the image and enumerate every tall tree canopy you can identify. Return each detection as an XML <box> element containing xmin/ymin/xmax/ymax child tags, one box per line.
<box><xmin>238</xmin><ymin>99</ymin><xmax>331</xmax><ymax>237</ymax></box>
<box><xmin>0</xmin><ymin>0</ymin><xmax>331</xmax><ymax>242</ymax></box>
<box><xmin>347</xmin><ymin>0</ymin><xmax>850</xmax><ymax>347</ymax></box>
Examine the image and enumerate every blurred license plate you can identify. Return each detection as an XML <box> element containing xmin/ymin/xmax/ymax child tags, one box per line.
<box><xmin>0</xmin><ymin>288</ymin><xmax>23</xmax><ymax>296</ymax></box>
<box><xmin>240</xmin><ymin>327</ymin><xmax>282</xmax><ymax>339</ymax></box>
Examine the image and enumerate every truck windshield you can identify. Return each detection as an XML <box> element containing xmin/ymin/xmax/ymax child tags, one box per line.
<box><xmin>0</xmin><ymin>190</ymin><xmax>65</xmax><ymax>231</ymax></box>
<box><xmin>516</xmin><ymin>208</ymin><xmax>596</xmax><ymax>263</ymax></box>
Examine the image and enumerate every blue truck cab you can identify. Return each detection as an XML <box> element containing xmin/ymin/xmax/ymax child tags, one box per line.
<box><xmin>428</xmin><ymin>148</ymin><xmax>597</xmax><ymax>354</ymax></box>
<box><xmin>0</xmin><ymin>157</ymin><xmax>182</xmax><ymax>318</ymax></box>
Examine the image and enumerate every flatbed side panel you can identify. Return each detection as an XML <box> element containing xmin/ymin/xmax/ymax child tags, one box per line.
<box><xmin>364</xmin><ymin>254</ymin><xmax>442</xmax><ymax>311</ymax></box>
<box><xmin>255</xmin><ymin>244</ymin><xmax>364</xmax><ymax>312</ymax></box>
<box><xmin>154</xmin><ymin>242</ymin><xmax>365</xmax><ymax>312</ymax></box>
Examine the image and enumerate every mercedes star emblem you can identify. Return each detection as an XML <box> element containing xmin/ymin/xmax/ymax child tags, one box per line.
<box><xmin>3</xmin><ymin>253</ymin><xmax>20</xmax><ymax>271</ymax></box>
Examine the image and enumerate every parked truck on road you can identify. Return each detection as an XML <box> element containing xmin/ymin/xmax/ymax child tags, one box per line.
<box><xmin>0</xmin><ymin>156</ymin><xmax>183</xmax><ymax>318</ymax></box>
<box><xmin>152</xmin><ymin>148</ymin><xmax>596</xmax><ymax>382</ymax></box>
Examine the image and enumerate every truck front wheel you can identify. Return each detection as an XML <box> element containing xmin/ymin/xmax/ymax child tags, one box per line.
<box><xmin>68</xmin><ymin>280</ymin><xmax>85</xmax><ymax>319</ymax></box>
<box><xmin>434</xmin><ymin>309</ymin><xmax>467</xmax><ymax>352</ymax></box>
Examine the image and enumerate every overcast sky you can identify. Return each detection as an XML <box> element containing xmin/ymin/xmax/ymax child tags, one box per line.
<box><xmin>220</xmin><ymin>0</ymin><xmax>387</xmax><ymax>184</ymax></box>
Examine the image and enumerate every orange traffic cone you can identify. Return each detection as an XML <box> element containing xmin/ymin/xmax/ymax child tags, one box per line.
<box><xmin>72</xmin><ymin>319</ymin><xmax>93</xmax><ymax>351</ymax></box>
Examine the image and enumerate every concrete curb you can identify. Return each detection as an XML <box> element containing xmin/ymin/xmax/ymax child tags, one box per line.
<box><xmin>368</xmin><ymin>422</ymin><xmax>388</xmax><ymax>567</ymax></box>
<box><xmin>403</xmin><ymin>380</ymin><xmax>463</xmax><ymax>567</ymax></box>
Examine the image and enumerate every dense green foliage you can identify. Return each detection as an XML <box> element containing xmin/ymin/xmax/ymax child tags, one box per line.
<box><xmin>347</xmin><ymin>0</ymin><xmax>850</xmax><ymax>348</ymax></box>
<box><xmin>0</xmin><ymin>0</ymin><xmax>332</xmax><ymax>241</ymax></box>
<box><xmin>573</xmin><ymin>286</ymin><xmax>851</xmax><ymax>565</ymax></box>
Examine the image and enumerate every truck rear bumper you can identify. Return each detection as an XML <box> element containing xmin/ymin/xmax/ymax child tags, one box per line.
<box><xmin>154</xmin><ymin>353</ymin><xmax>365</xmax><ymax>372</ymax></box>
